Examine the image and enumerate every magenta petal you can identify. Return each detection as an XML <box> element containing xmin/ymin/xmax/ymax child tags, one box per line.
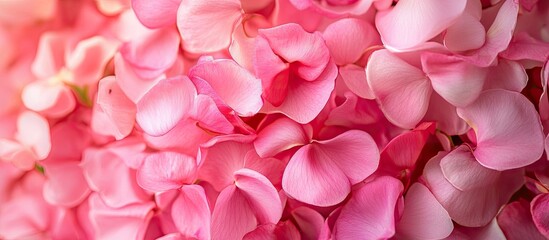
<box><xmin>334</xmin><ymin>176</ymin><xmax>403</xmax><ymax>239</ymax></box>
<box><xmin>137</xmin><ymin>152</ymin><xmax>197</xmax><ymax>192</ymax></box>
<box><xmin>367</xmin><ymin>50</ymin><xmax>432</xmax><ymax>128</ymax></box>
<box><xmin>136</xmin><ymin>76</ymin><xmax>197</xmax><ymax>137</ymax></box>
<box><xmin>396</xmin><ymin>183</ymin><xmax>453</xmax><ymax>240</ymax></box>
<box><xmin>132</xmin><ymin>0</ymin><xmax>182</xmax><ymax>29</ymax></box>
<box><xmin>177</xmin><ymin>0</ymin><xmax>242</xmax><ymax>53</ymax></box>
<box><xmin>376</xmin><ymin>0</ymin><xmax>467</xmax><ymax>51</ymax></box>
<box><xmin>189</xmin><ymin>59</ymin><xmax>263</xmax><ymax>116</ymax></box>
<box><xmin>457</xmin><ymin>90</ymin><xmax>545</xmax><ymax>170</ymax></box>
<box><xmin>254</xmin><ymin>117</ymin><xmax>309</xmax><ymax>158</ymax></box>
<box><xmin>531</xmin><ymin>193</ymin><xmax>549</xmax><ymax>238</ymax></box>
<box><xmin>291</xmin><ymin>207</ymin><xmax>324</xmax><ymax>240</ymax></box>
<box><xmin>171</xmin><ymin>185</ymin><xmax>211</xmax><ymax>240</ymax></box>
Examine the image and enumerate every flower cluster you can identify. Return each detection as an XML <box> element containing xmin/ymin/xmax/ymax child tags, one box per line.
<box><xmin>2</xmin><ymin>0</ymin><xmax>549</xmax><ymax>239</ymax></box>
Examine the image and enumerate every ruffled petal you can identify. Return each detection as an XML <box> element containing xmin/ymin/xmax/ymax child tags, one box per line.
<box><xmin>137</xmin><ymin>152</ymin><xmax>197</xmax><ymax>192</ymax></box>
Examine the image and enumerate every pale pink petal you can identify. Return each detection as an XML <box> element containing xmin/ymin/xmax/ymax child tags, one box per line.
<box><xmin>456</xmin><ymin>90</ymin><xmax>545</xmax><ymax>170</ymax></box>
<box><xmin>291</xmin><ymin>207</ymin><xmax>324</xmax><ymax>240</ymax></box>
<box><xmin>177</xmin><ymin>0</ymin><xmax>242</xmax><ymax>53</ymax></box>
<box><xmin>498</xmin><ymin>200</ymin><xmax>547</xmax><ymax>240</ymax></box>
<box><xmin>314</xmin><ymin>130</ymin><xmax>379</xmax><ymax>184</ymax></box>
<box><xmin>189</xmin><ymin>59</ymin><xmax>263</xmax><ymax>116</ymax></box>
<box><xmin>171</xmin><ymin>185</ymin><xmax>211</xmax><ymax>240</ymax></box>
<box><xmin>82</xmin><ymin>148</ymin><xmax>151</xmax><ymax>208</ymax></box>
<box><xmin>96</xmin><ymin>76</ymin><xmax>136</xmax><ymax>140</ymax></box>
<box><xmin>132</xmin><ymin>0</ymin><xmax>182</xmax><ymax>28</ymax></box>
<box><xmin>0</xmin><ymin>140</ymin><xmax>36</xmax><ymax>170</ymax></box>
<box><xmin>439</xmin><ymin>145</ymin><xmax>500</xmax><ymax>191</ymax></box>
<box><xmin>396</xmin><ymin>183</ymin><xmax>453</xmax><ymax>240</ymax></box>
<box><xmin>421</xmin><ymin>52</ymin><xmax>488</xmax><ymax>107</ymax></box>
<box><xmin>31</xmin><ymin>32</ymin><xmax>66</xmax><ymax>79</ymax></box>
<box><xmin>243</xmin><ymin>151</ymin><xmax>286</xmax><ymax>187</ymax></box>
<box><xmin>114</xmin><ymin>53</ymin><xmax>163</xmax><ymax>103</ymax></box>
<box><xmin>136</xmin><ymin>76</ymin><xmax>197</xmax><ymax>136</ymax></box>
<box><xmin>376</xmin><ymin>0</ymin><xmax>467</xmax><ymax>51</ymax></box>
<box><xmin>282</xmin><ymin>144</ymin><xmax>350</xmax><ymax>206</ymax></box>
<box><xmin>234</xmin><ymin>168</ymin><xmax>283</xmax><ymax>224</ymax></box>
<box><xmin>460</xmin><ymin>0</ymin><xmax>519</xmax><ymax>66</ymax></box>
<box><xmin>422</xmin><ymin>152</ymin><xmax>524</xmax><ymax>227</ymax></box>
<box><xmin>137</xmin><ymin>152</ymin><xmax>197</xmax><ymax>192</ymax></box>
<box><xmin>95</xmin><ymin>0</ymin><xmax>130</xmax><ymax>16</ymax></box>
<box><xmin>339</xmin><ymin>64</ymin><xmax>375</xmax><ymax>100</ymax></box>
<box><xmin>211</xmin><ymin>185</ymin><xmax>258</xmax><ymax>240</ymax></box>
<box><xmin>531</xmin><ymin>193</ymin><xmax>549</xmax><ymax>238</ymax></box>
<box><xmin>444</xmin><ymin>13</ymin><xmax>486</xmax><ymax>52</ymax></box>
<box><xmin>423</xmin><ymin>92</ymin><xmax>469</xmax><ymax>136</ymax></box>
<box><xmin>16</xmin><ymin>111</ymin><xmax>51</xmax><ymax>160</ymax></box>
<box><xmin>198</xmin><ymin>135</ymin><xmax>254</xmax><ymax>191</ymax></box>
<box><xmin>43</xmin><ymin>161</ymin><xmax>90</xmax><ymax>207</ymax></box>
<box><xmin>88</xmin><ymin>193</ymin><xmax>155</xmax><ymax>240</ymax></box>
<box><xmin>144</xmin><ymin>118</ymin><xmax>212</xmax><ymax>157</ymax></box>
<box><xmin>334</xmin><ymin>176</ymin><xmax>403</xmax><ymax>239</ymax></box>
<box><xmin>254</xmin><ymin>117</ymin><xmax>309</xmax><ymax>158</ymax></box>
<box><xmin>323</xmin><ymin>18</ymin><xmax>379</xmax><ymax>65</ymax></box>
<box><xmin>21</xmin><ymin>81</ymin><xmax>76</xmax><ymax>118</ymax></box>
<box><xmin>66</xmin><ymin>36</ymin><xmax>119</xmax><ymax>85</ymax></box>
<box><xmin>120</xmin><ymin>28</ymin><xmax>180</xmax><ymax>79</ymax></box>
<box><xmin>366</xmin><ymin>50</ymin><xmax>432</xmax><ymax>129</ymax></box>
<box><xmin>484</xmin><ymin>59</ymin><xmax>527</xmax><ymax>92</ymax></box>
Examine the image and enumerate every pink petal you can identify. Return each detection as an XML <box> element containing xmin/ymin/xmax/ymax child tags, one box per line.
<box><xmin>0</xmin><ymin>140</ymin><xmax>37</xmax><ymax>170</ymax></box>
<box><xmin>88</xmin><ymin>193</ymin><xmax>155</xmax><ymax>240</ymax></box>
<box><xmin>366</xmin><ymin>50</ymin><xmax>432</xmax><ymax>129</ymax></box>
<box><xmin>171</xmin><ymin>185</ymin><xmax>211</xmax><ymax>240</ymax></box>
<box><xmin>444</xmin><ymin>13</ymin><xmax>486</xmax><ymax>52</ymax></box>
<box><xmin>190</xmin><ymin>94</ymin><xmax>235</xmax><ymax>134</ymax></box>
<box><xmin>484</xmin><ymin>59</ymin><xmax>527</xmax><ymax>92</ymax></box>
<box><xmin>137</xmin><ymin>152</ymin><xmax>197</xmax><ymax>192</ymax></box>
<box><xmin>132</xmin><ymin>0</ymin><xmax>182</xmax><ymax>28</ymax></box>
<box><xmin>243</xmin><ymin>222</ymin><xmax>301</xmax><ymax>240</ymax></box>
<box><xmin>234</xmin><ymin>168</ymin><xmax>283</xmax><ymax>224</ymax></box>
<box><xmin>243</xmin><ymin>152</ymin><xmax>286</xmax><ymax>188</ymax></box>
<box><xmin>314</xmin><ymin>130</ymin><xmax>379</xmax><ymax>184</ymax></box>
<box><xmin>198</xmin><ymin>135</ymin><xmax>255</xmax><ymax>191</ymax></box>
<box><xmin>531</xmin><ymin>193</ymin><xmax>549</xmax><ymax>238</ymax></box>
<box><xmin>439</xmin><ymin>145</ymin><xmax>500</xmax><ymax>191</ymax></box>
<box><xmin>457</xmin><ymin>90</ymin><xmax>545</xmax><ymax>170</ymax></box>
<box><xmin>177</xmin><ymin>0</ymin><xmax>242</xmax><ymax>53</ymax></box>
<box><xmin>114</xmin><ymin>53</ymin><xmax>162</xmax><ymax>103</ymax></box>
<box><xmin>334</xmin><ymin>176</ymin><xmax>403</xmax><ymax>239</ymax></box>
<box><xmin>283</xmin><ymin>130</ymin><xmax>378</xmax><ymax>206</ymax></box>
<box><xmin>16</xmin><ymin>111</ymin><xmax>51</xmax><ymax>160</ymax></box>
<box><xmin>254</xmin><ymin>117</ymin><xmax>309</xmax><ymax>158</ymax></box>
<box><xmin>460</xmin><ymin>0</ymin><xmax>519</xmax><ymax>67</ymax></box>
<box><xmin>144</xmin><ymin>118</ymin><xmax>212</xmax><ymax>157</ymax></box>
<box><xmin>396</xmin><ymin>183</ymin><xmax>453</xmax><ymax>240</ymax></box>
<box><xmin>499</xmin><ymin>32</ymin><xmax>549</xmax><ymax>62</ymax></box>
<box><xmin>211</xmin><ymin>185</ymin><xmax>258</xmax><ymax>240</ymax></box>
<box><xmin>136</xmin><ymin>76</ymin><xmax>197</xmax><ymax>136</ymax></box>
<box><xmin>339</xmin><ymin>64</ymin><xmax>375</xmax><ymax>100</ymax></box>
<box><xmin>21</xmin><ymin>81</ymin><xmax>76</xmax><ymax>118</ymax></box>
<box><xmin>120</xmin><ymin>28</ymin><xmax>180</xmax><ymax>79</ymax></box>
<box><xmin>82</xmin><ymin>148</ymin><xmax>151</xmax><ymax>208</ymax></box>
<box><xmin>423</xmin><ymin>92</ymin><xmax>469</xmax><ymax>136</ymax></box>
<box><xmin>96</xmin><ymin>76</ymin><xmax>136</xmax><ymax>140</ymax></box>
<box><xmin>421</xmin><ymin>52</ymin><xmax>487</xmax><ymax>107</ymax></box>
<box><xmin>282</xmin><ymin>143</ymin><xmax>350</xmax><ymax>207</ymax></box>
<box><xmin>43</xmin><ymin>161</ymin><xmax>90</xmax><ymax>207</ymax></box>
<box><xmin>323</xmin><ymin>18</ymin><xmax>379</xmax><ymax>65</ymax></box>
<box><xmin>189</xmin><ymin>59</ymin><xmax>263</xmax><ymax>116</ymax></box>
<box><xmin>498</xmin><ymin>200</ymin><xmax>547</xmax><ymax>240</ymax></box>
<box><xmin>66</xmin><ymin>36</ymin><xmax>118</xmax><ymax>85</ymax></box>
<box><xmin>376</xmin><ymin>0</ymin><xmax>467</xmax><ymax>51</ymax></box>
<box><xmin>291</xmin><ymin>207</ymin><xmax>324</xmax><ymax>240</ymax></box>
<box><xmin>31</xmin><ymin>32</ymin><xmax>66</xmax><ymax>79</ymax></box>
<box><xmin>422</xmin><ymin>152</ymin><xmax>524</xmax><ymax>227</ymax></box>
